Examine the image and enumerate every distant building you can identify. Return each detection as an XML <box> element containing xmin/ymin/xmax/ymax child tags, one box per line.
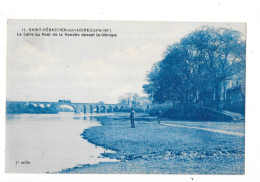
<box><xmin>220</xmin><ymin>70</ymin><xmax>245</xmax><ymax>114</ymax></box>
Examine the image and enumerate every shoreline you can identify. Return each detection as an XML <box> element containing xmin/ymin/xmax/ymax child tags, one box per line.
<box><xmin>60</xmin><ymin>113</ymin><xmax>244</xmax><ymax>174</ymax></box>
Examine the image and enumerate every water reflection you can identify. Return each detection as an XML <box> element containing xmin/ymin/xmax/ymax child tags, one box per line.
<box><xmin>73</xmin><ymin>116</ymin><xmax>81</xmax><ymax>120</ymax></box>
<box><xmin>73</xmin><ymin>116</ymin><xmax>93</xmax><ymax>121</ymax></box>
<box><xmin>6</xmin><ymin>112</ymin><xmax>117</xmax><ymax>173</ymax></box>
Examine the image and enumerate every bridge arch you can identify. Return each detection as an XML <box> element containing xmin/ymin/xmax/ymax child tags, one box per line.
<box><xmin>107</xmin><ymin>106</ymin><xmax>113</xmax><ymax>113</ymax></box>
<box><xmin>58</xmin><ymin>104</ymin><xmax>77</xmax><ymax>113</ymax></box>
<box><xmin>100</xmin><ymin>106</ymin><xmax>106</xmax><ymax>113</ymax></box>
<box><xmin>96</xmin><ymin>105</ymin><xmax>100</xmax><ymax>113</ymax></box>
<box><xmin>113</xmin><ymin>106</ymin><xmax>119</xmax><ymax>112</ymax></box>
<box><xmin>38</xmin><ymin>104</ymin><xmax>45</xmax><ymax>108</ymax></box>
<box><xmin>119</xmin><ymin>106</ymin><xmax>125</xmax><ymax>112</ymax></box>
<box><xmin>89</xmin><ymin>105</ymin><xmax>94</xmax><ymax>113</ymax></box>
<box><xmin>82</xmin><ymin>105</ymin><xmax>87</xmax><ymax>114</ymax></box>
<box><xmin>27</xmin><ymin>104</ymin><xmax>38</xmax><ymax>111</ymax></box>
<box><xmin>80</xmin><ymin>105</ymin><xmax>94</xmax><ymax>114</ymax></box>
<box><xmin>32</xmin><ymin>104</ymin><xmax>38</xmax><ymax>107</ymax></box>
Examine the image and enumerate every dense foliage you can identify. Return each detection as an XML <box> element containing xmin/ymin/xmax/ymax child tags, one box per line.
<box><xmin>143</xmin><ymin>26</ymin><xmax>245</xmax><ymax>109</ymax></box>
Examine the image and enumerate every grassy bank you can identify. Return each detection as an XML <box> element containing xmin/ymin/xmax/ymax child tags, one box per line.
<box><xmin>60</xmin><ymin>113</ymin><xmax>244</xmax><ymax>174</ymax></box>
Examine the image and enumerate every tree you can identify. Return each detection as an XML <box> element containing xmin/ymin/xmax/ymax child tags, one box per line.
<box><xmin>118</xmin><ymin>95</ymin><xmax>129</xmax><ymax>106</ymax></box>
<box><xmin>117</xmin><ymin>93</ymin><xmax>150</xmax><ymax>108</ymax></box>
<box><xmin>143</xmin><ymin>26</ymin><xmax>245</xmax><ymax>109</ymax></box>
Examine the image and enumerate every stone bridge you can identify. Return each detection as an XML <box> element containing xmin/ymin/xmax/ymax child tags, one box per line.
<box><xmin>7</xmin><ymin>100</ymin><xmax>126</xmax><ymax>114</ymax></box>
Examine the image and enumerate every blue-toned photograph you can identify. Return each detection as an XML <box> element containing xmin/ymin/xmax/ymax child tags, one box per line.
<box><xmin>6</xmin><ymin>20</ymin><xmax>245</xmax><ymax>174</ymax></box>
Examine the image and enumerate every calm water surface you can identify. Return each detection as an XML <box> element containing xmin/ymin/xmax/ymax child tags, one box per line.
<box><xmin>6</xmin><ymin>113</ymin><xmax>117</xmax><ymax>173</ymax></box>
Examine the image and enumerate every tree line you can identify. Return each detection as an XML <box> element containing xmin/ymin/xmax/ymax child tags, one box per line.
<box><xmin>143</xmin><ymin>26</ymin><xmax>245</xmax><ymax>110</ymax></box>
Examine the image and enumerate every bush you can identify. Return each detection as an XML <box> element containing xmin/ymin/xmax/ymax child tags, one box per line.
<box><xmin>150</xmin><ymin>103</ymin><xmax>234</xmax><ymax>121</ymax></box>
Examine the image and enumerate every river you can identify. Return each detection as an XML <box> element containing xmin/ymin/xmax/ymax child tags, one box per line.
<box><xmin>5</xmin><ymin>113</ymin><xmax>118</xmax><ymax>173</ymax></box>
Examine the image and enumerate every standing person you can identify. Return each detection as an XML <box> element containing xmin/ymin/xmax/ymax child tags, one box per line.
<box><xmin>130</xmin><ymin>108</ymin><xmax>135</xmax><ymax>128</ymax></box>
<box><xmin>157</xmin><ymin>110</ymin><xmax>162</xmax><ymax>124</ymax></box>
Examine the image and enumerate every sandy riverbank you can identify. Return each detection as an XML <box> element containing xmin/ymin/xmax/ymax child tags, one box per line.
<box><xmin>60</xmin><ymin>113</ymin><xmax>244</xmax><ymax>174</ymax></box>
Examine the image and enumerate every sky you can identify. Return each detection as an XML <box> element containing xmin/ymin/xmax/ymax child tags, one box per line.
<box><xmin>6</xmin><ymin>20</ymin><xmax>246</xmax><ymax>104</ymax></box>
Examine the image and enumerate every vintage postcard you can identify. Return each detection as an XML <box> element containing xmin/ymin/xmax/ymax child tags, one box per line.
<box><xmin>6</xmin><ymin>20</ymin><xmax>245</xmax><ymax>174</ymax></box>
